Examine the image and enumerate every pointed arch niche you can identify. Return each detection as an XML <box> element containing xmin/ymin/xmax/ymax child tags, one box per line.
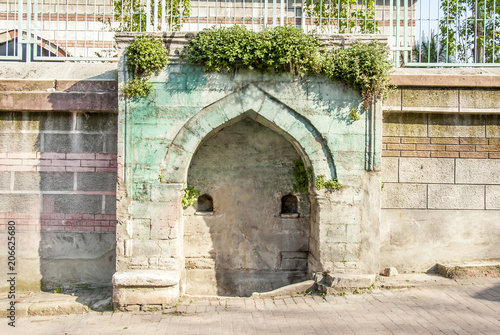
<box><xmin>161</xmin><ymin>84</ymin><xmax>338</xmax><ymax>296</ymax></box>
<box><xmin>161</xmin><ymin>84</ymin><xmax>337</xmax><ymax>184</ymax></box>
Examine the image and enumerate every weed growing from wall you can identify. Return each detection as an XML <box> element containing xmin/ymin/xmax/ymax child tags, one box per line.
<box><xmin>349</xmin><ymin>108</ymin><xmax>361</xmax><ymax>121</ymax></box>
<box><xmin>292</xmin><ymin>160</ymin><xmax>313</xmax><ymax>193</ymax></box>
<box><xmin>122</xmin><ymin>35</ymin><xmax>169</xmax><ymax>98</ymax></box>
<box><xmin>315</xmin><ymin>175</ymin><xmax>344</xmax><ymax>191</ymax></box>
<box><xmin>182</xmin><ymin>186</ymin><xmax>200</xmax><ymax>208</ymax></box>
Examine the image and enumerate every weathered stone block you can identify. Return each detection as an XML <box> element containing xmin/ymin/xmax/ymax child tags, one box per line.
<box><xmin>399</xmin><ymin>158</ymin><xmax>455</xmax><ymax>184</ymax></box>
<box><xmin>257</xmin><ymin>96</ymin><xmax>283</xmax><ymax>124</ymax></box>
<box><xmin>381</xmin><ymin>157</ymin><xmax>398</xmax><ymax>183</ymax></box>
<box><xmin>44</xmin><ymin>134</ymin><xmax>104</xmax><ymax>153</ymax></box>
<box><xmin>54</xmin><ymin>194</ymin><xmax>102</xmax><ymax>214</ymax></box>
<box><xmin>486</xmin><ymin>115</ymin><xmax>500</xmax><ymax>138</ymax></box>
<box><xmin>486</xmin><ymin>186</ymin><xmax>500</xmax><ymax>209</ymax></box>
<box><xmin>76</xmin><ymin>112</ymin><xmax>117</xmax><ymax>133</ymax></box>
<box><xmin>383</xmin><ymin>113</ymin><xmax>427</xmax><ymax>137</ymax></box>
<box><xmin>327</xmin><ymin>274</ymin><xmax>376</xmax><ymax>289</ymax></box>
<box><xmin>105</xmin><ymin>135</ymin><xmax>118</xmax><ymax>153</ymax></box>
<box><xmin>428</xmin><ymin>184</ymin><xmax>484</xmax><ymax>210</ymax></box>
<box><xmin>105</xmin><ymin>195</ymin><xmax>116</xmax><ymax>214</ymax></box>
<box><xmin>113</xmin><ymin>270</ymin><xmax>179</xmax><ymax>287</ymax></box>
<box><xmin>456</xmin><ymin>159</ymin><xmax>500</xmax><ymax>184</ymax></box>
<box><xmin>382</xmin><ymin>89</ymin><xmax>401</xmax><ymax>111</ymax></box>
<box><xmin>0</xmin><ymin>193</ymin><xmax>39</xmax><ymax>212</ymax></box>
<box><xmin>113</xmin><ymin>286</ymin><xmax>179</xmax><ymax>308</ymax></box>
<box><xmin>0</xmin><ymin>133</ymin><xmax>40</xmax><ymax>152</ymax></box>
<box><xmin>380</xmin><ymin>209</ymin><xmax>500</xmax><ymax>272</ymax></box>
<box><xmin>0</xmin><ymin>172</ymin><xmax>10</xmax><ymax>190</ymax></box>
<box><xmin>28</xmin><ymin>112</ymin><xmax>74</xmax><ymax>131</ymax></box>
<box><xmin>14</xmin><ymin>172</ymin><xmax>73</xmax><ymax>191</ymax></box>
<box><xmin>77</xmin><ymin>172</ymin><xmax>116</xmax><ymax>191</ymax></box>
<box><xmin>403</xmin><ymin>88</ymin><xmax>459</xmax><ymax>111</ymax></box>
<box><xmin>460</xmin><ymin>88</ymin><xmax>500</xmax><ymax>110</ymax></box>
<box><xmin>382</xmin><ymin>267</ymin><xmax>398</xmax><ymax>276</ymax></box>
<box><xmin>381</xmin><ymin>183</ymin><xmax>427</xmax><ymax>209</ymax></box>
<box><xmin>429</xmin><ymin>114</ymin><xmax>486</xmax><ymax>138</ymax></box>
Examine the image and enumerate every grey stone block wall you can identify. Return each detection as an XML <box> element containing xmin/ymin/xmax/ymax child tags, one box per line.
<box><xmin>380</xmin><ymin>87</ymin><xmax>500</xmax><ymax>271</ymax></box>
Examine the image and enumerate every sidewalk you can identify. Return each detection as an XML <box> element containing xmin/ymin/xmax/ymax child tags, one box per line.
<box><xmin>1</xmin><ymin>275</ymin><xmax>499</xmax><ymax>334</ymax></box>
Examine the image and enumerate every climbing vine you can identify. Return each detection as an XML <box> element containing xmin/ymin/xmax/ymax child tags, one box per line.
<box><xmin>182</xmin><ymin>24</ymin><xmax>393</xmax><ymax>106</ymax></box>
<box><xmin>122</xmin><ymin>35</ymin><xmax>169</xmax><ymax>98</ymax></box>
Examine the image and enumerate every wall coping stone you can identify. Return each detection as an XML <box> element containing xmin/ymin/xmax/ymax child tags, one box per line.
<box><xmin>391</xmin><ymin>68</ymin><xmax>500</xmax><ymax>88</ymax></box>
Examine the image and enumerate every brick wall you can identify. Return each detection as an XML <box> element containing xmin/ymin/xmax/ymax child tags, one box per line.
<box><xmin>0</xmin><ymin>111</ymin><xmax>117</xmax><ymax>232</ymax></box>
<box><xmin>0</xmin><ymin>110</ymin><xmax>117</xmax><ymax>290</ymax></box>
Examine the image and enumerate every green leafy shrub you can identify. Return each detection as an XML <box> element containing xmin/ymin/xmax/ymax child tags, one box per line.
<box><xmin>315</xmin><ymin>174</ymin><xmax>344</xmax><ymax>191</ymax></box>
<box><xmin>183</xmin><ymin>26</ymin><xmax>393</xmax><ymax>107</ymax></box>
<box><xmin>121</xmin><ymin>78</ymin><xmax>153</xmax><ymax>98</ymax></box>
<box><xmin>183</xmin><ymin>24</ymin><xmax>322</xmax><ymax>77</ymax></box>
<box><xmin>322</xmin><ymin>41</ymin><xmax>394</xmax><ymax>107</ymax></box>
<box><xmin>122</xmin><ymin>35</ymin><xmax>169</xmax><ymax>98</ymax></box>
<box><xmin>125</xmin><ymin>35</ymin><xmax>169</xmax><ymax>76</ymax></box>
<box><xmin>292</xmin><ymin>160</ymin><xmax>313</xmax><ymax>193</ymax></box>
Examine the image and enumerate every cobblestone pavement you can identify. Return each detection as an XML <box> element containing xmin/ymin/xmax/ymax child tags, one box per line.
<box><xmin>3</xmin><ymin>279</ymin><xmax>500</xmax><ymax>335</ymax></box>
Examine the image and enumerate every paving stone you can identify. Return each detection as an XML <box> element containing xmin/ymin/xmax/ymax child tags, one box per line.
<box><xmin>2</xmin><ymin>279</ymin><xmax>500</xmax><ymax>334</ymax></box>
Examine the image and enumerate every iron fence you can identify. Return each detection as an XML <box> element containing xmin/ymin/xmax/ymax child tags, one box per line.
<box><xmin>0</xmin><ymin>0</ymin><xmax>498</xmax><ymax>66</ymax></box>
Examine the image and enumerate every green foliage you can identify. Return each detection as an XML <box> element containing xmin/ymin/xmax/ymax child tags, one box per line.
<box><xmin>439</xmin><ymin>0</ymin><xmax>500</xmax><ymax>63</ymax></box>
<box><xmin>315</xmin><ymin>175</ymin><xmax>344</xmax><ymax>191</ymax></box>
<box><xmin>121</xmin><ymin>78</ymin><xmax>153</xmax><ymax>98</ymax></box>
<box><xmin>183</xmin><ymin>25</ymin><xmax>393</xmax><ymax>107</ymax></box>
<box><xmin>304</xmin><ymin>0</ymin><xmax>378</xmax><ymax>34</ymax></box>
<box><xmin>183</xmin><ymin>25</ymin><xmax>323</xmax><ymax>76</ymax></box>
<box><xmin>292</xmin><ymin>160</ymin><xmax>313</xmax><ymax>193</ymax></box>
<box><xmin>126</xmin><ymin>35</ymin><xmax>169</xmax><ymax>76</ymax></box>
<box><xmin>322</xmin><ymin>41</ymin><xmax>394</xmax><ymax>107</ymax></box>
<box><xmin>113</xmin><ymin>0</ymin><xmax>191</xmax><ymax>32</ymax></box>
<box><xmin>122</xmin><ymin>35</ymin><xmax>168</xmax><ymax>98</ymax></box>
<box><xmin>349</xmin><ymin>108</ymin><xmax>361</xmax><ymax>121</ymax></box>
<box><xmin>182</xmin><ymin>186</ymin><xmax>200</xmax><ymax>208</ymax></box>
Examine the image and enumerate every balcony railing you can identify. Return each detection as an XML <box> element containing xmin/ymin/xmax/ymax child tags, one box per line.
<box><xmin>1</xmin><ymin>0</ymin><xmax>499</xmax><ymax>66</ymax></box>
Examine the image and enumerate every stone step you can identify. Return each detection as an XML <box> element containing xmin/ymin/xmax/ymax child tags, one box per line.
<box><xmin>251</xmin><ymin>280</ymin><xmax>316</xmax><ymax>299</ymax></box>
<box><xmin>437</xmin><ymin>259</ymin><xmax>500</xmax><ymax>279</ymax></box>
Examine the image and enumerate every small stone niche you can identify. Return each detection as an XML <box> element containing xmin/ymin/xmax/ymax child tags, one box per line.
<box><xmin>196</xmin><ymin>194</ymin><xmax>214</xmax><ymax>215</ymax></box>
<box><xmin>281</xmin><ymin>194</ymin><xmax>299</xmax><ymax>218</ymax></box>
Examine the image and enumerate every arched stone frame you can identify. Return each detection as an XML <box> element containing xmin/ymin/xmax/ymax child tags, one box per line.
<box><xmin>161</xmin><ymin>84</ymin><xmax>337</xmax><ymax>183</ymax></box>
<box><xmin>160</xmin><ymin>84</ymin><xmax>339</xmax><ymax>290</ymax></box>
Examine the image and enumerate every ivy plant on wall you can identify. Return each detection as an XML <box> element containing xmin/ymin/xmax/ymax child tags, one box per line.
<box><xmin>122</xmin><ymin>35</ymin><xmax>169</xmax><ymax>98</ymax></box>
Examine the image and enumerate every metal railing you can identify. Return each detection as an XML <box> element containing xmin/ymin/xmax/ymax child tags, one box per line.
<box><xmin>0</xmin><ymin>0</ymin><xmax>499</xmax><ymax>66</ymax></box>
